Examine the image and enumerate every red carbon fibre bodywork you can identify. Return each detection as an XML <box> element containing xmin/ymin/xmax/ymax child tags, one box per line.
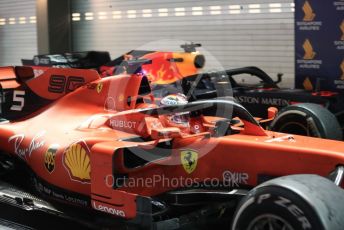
<box><xmin>0</xmin><ymin>67</ymin><xmax>344</xmax><ymax>220</ymax></box>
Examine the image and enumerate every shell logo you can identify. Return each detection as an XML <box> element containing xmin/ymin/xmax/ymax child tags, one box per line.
<box><xmin>63</xmin><ymin>142</ymin><xmax>91</xmax><ymax>183</ymax></box>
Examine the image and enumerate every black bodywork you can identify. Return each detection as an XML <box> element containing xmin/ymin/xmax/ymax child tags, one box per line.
<box><xmin>180</xmin><ymin>67</ymin><xmax>344</xmax><ymax>129</ymax></box>
<box><xmin>0</xmin><ymin>67</ymin><xmax>53</xmax><ymax>121</ymax></box>
<box><xmin>21</xmin><ymin>51</ymin><xmax>111</xmax><ymax>70</ymax></box>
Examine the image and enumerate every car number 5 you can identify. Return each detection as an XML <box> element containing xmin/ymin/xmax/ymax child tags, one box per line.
<box><xmin>10</xmin><ymin>90</ymin><xmax>25</xmax><ymax>111</ymax></box>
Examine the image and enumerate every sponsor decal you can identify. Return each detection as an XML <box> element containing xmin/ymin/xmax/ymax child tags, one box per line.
<box><xmin>235</xmin><ymin>96</ymin><xmax>290</xmax><ymax>107</ymax></box>
<box><xmin>33</xmin><ymin>69</ymin><xmax>45</xmax><ymax>77</ymax></box>
<box><xmin>34</xmin><ymin>56</ymin><xmax>50</xmax><ymax>65</ymax></box>
<box><xmin>63</xmin><ymin>142</ymin><xmax>91</xmax><ymax>183</ymax></box>
<box><xmin>104</xmin><ymin>97</ymin><xmax>116</xmax><ymax>111</ymax></box>
<box><xmin>223</xmin><ymin>170</ymin><xmax>249</xmax><ymax>187</ymax></box>
<box><xmin>333</xmin><ymin>1</ymin><xmax>344</xmax><ymax>11</ymax></box>
<box><xmin>44</xmin><ymin>144</ymin><xmax>59</xmax><ymax>173</ymax></box>
<box><xmin>296</xmin><ymin>0</ymin><xmax>322</xmax><ymax>31</ymax></box>
<box><xmin>33</xmin><ymin>56</ymin><xmax>40</xmax><ymax>65</ymax></box>
<box><xmin>334</xmin><ymin>60</ymin><xmax>344</xmax><ymax>88</ymax></box>
<box><xmin>181</xmin><ymin>149</ymin><xmax>198</xmax><ymax>174</ymax></box>
<box><xmin>302</xmin><ymin>39</ymin><xmax>316</xmax><ymax>60</ymax></box>
<box><xmin>302</xmin><ymin>0</ymin><xmax>315</xmax><ymax>21</ymax></box>
<box><xmin>297</xmin><ymin>39</ymin><xmax>322</xmax><ymax>69</ymax></box>
<box><xmin>34</xmin><ymin>178</ymin><xmax>89</xmax><ymax>207</ymax></box>
<box><xmin>8</xmin><ymin>131</ymin><xmax>46</xmax><ymax>160</ymax></box>
<box><xmin>110</xmin><ymin>119</ymin><xmax>137</xmax><ymax>129</ymax></box>
<box><xmin>334</xmin><ymin>20</ymin><xmax>344</xmax><ymax>50</ymax></box>
<box><xmin>303</xmin><ymin>77</ymin><xmax>313</xmax><ymax>90</ymax></box>
<box><xmin>92</xmin><ymin>201</ymin><xmax>126</xmax><ymax>217</ymax></box>
<box><xmin>96</xmin><ymin>82</ymin><xmax>103</xmax><ymax>93</ymax></box>
<box><xmin>265</xmin><ymin>135</ymin><xmax>296</xmax><ymax>143</ymax></box>
<box><xmin>86</xmin><ymin>83</ymin><xmax>97</xmax><ymax>90</ymax></box>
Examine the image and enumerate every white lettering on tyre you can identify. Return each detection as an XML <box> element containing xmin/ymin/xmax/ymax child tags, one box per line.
<box><xmin>275</xmin><ymin>196</ymin><xmax>312</xmax><ymax>229</ymax></box>
<box><xmin>257</xmin><ymin>193</ymin><xmax>271</xmax><ymax>204</ymax></box>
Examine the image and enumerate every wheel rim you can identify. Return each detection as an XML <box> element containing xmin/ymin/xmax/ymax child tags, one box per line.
<box><xmin>247</xmin><ymin>214</ymin><xmax>294</xmax><ymax>230</ymax></box>
<box><xmin>278</xmin><ymin>121</ymin><xmax>309</xmax><ymax>136</ymax></box>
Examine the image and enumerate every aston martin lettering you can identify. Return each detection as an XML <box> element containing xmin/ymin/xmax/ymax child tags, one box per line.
<box><xmin>235</xmin><ymin>96</ymin><xmax>290</xmax><ymax>106</ymax></box>
<box><xmin>92</xmin><ymin>201</ymin><xmax>126</xmax><ymax>217</ymax></box>
<box><xmin>235</xmin><ymin>96</ymin><xmax>259</xmax><ymax>104</ymax></box>
<box><xmin>8</xmin><ymin>131</ymin><xmax>46</xmax><ymax>160</ymax></box>
<box><xmin>261</xmin><ymin>98</ymin><xmax>290</xmax><ymax>106</ymax></box>
<box><xmin>110</xmin><ymin>120</ymin><xmax>137</xmax><ymax>129</ymax></box>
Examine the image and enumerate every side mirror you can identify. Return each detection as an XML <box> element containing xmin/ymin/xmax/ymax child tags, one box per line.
<box><xmin>275</xmin><ymin>73</ymin><xmax>283</xmax><ymax>84</ymax></box>
<box><xmin>151</xmin><ymin>127</ymin><xmax>182</xmax><ymax>140</ymax></box>
<box><xmin>268</xmin><ymin>107</ymin><xmax>278</xmax><ymax>120</ymax></box>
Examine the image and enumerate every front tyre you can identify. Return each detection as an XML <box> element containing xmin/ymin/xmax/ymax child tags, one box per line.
<box><xmin>270</xmin><ymin>103</ymin><xmax>342</xmax><ymax>140</ymax></box>
<box><xmin>231</xmin><ymin>175</ymin><xmax>344</xmax><ymax>230</ymax></box>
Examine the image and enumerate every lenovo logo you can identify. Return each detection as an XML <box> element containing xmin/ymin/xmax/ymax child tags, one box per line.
<box><xmin>92</xmin><ymin>201</ymin><xmax>126</xmax><ymax>217</ymax></box>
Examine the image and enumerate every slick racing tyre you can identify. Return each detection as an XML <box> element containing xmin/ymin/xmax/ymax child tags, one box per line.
<box><xmin>270</xmin><ymin>103</ymin><xmax>342</xmax><ymax>140</ymax></box>
<box><xmin>231</xmin><ymin>175</ymin><xmax>344</xmax><ymax>230</ymax></box>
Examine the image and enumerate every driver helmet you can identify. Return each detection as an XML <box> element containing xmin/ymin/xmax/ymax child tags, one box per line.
<box><xmin>160</xmin><ymin>93</ymin><xmax>190</xmax><ymax>126</ymax></box>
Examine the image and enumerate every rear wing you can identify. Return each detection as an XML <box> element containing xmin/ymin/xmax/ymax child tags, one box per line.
<box><xmin>22</xmin><ymin>51</ymin><xmax>111</xmax><ymax>69</ymax></box>
<box><xmin>181</xmin><ymin>66</ymin><xmax>281</xmax><ymax>101</ymax></box>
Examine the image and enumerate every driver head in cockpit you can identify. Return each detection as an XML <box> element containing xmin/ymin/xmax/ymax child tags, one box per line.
<box><xmin>159</xmin><ymin>93</ymin><xmax>191</xmax><ymax>133</ymax></box>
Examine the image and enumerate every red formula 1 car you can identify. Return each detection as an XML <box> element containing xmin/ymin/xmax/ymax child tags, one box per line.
<box><xmin>0</xmin><ymin>64</ymin><xmax>344</xmax><ymax>229</ymax></box>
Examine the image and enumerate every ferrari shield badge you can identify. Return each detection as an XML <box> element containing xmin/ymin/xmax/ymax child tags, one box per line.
<box><xmin>181</xmin><ymin>150</ymin><xmax>198</xmax><ymax>174</ymax></box>
<box><xmin>96</xmin><ymin>82</ymin><xmax>103</xmax><ymax>93</ymax></box>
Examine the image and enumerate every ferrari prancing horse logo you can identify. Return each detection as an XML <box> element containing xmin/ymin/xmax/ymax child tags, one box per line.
<box><xmin>96</xmin><ymin>82</ymin><xmax>103</xmax><ymax>93</ymax></box>
<box><xmin>181</xmin><ymin>150</ymin><xmax>198</xmax><ymax>174</ymax></box>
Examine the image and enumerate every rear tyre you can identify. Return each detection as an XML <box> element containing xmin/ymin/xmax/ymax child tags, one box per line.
<box><xmin>231</xmin><ymin>175</ymin><xmax>344</xmax><ymax>230</ymax></box>
<box><xmin>270</xmin><ymin>103</ymin><xmax>342</xmax><ymax>140</ymax></box>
